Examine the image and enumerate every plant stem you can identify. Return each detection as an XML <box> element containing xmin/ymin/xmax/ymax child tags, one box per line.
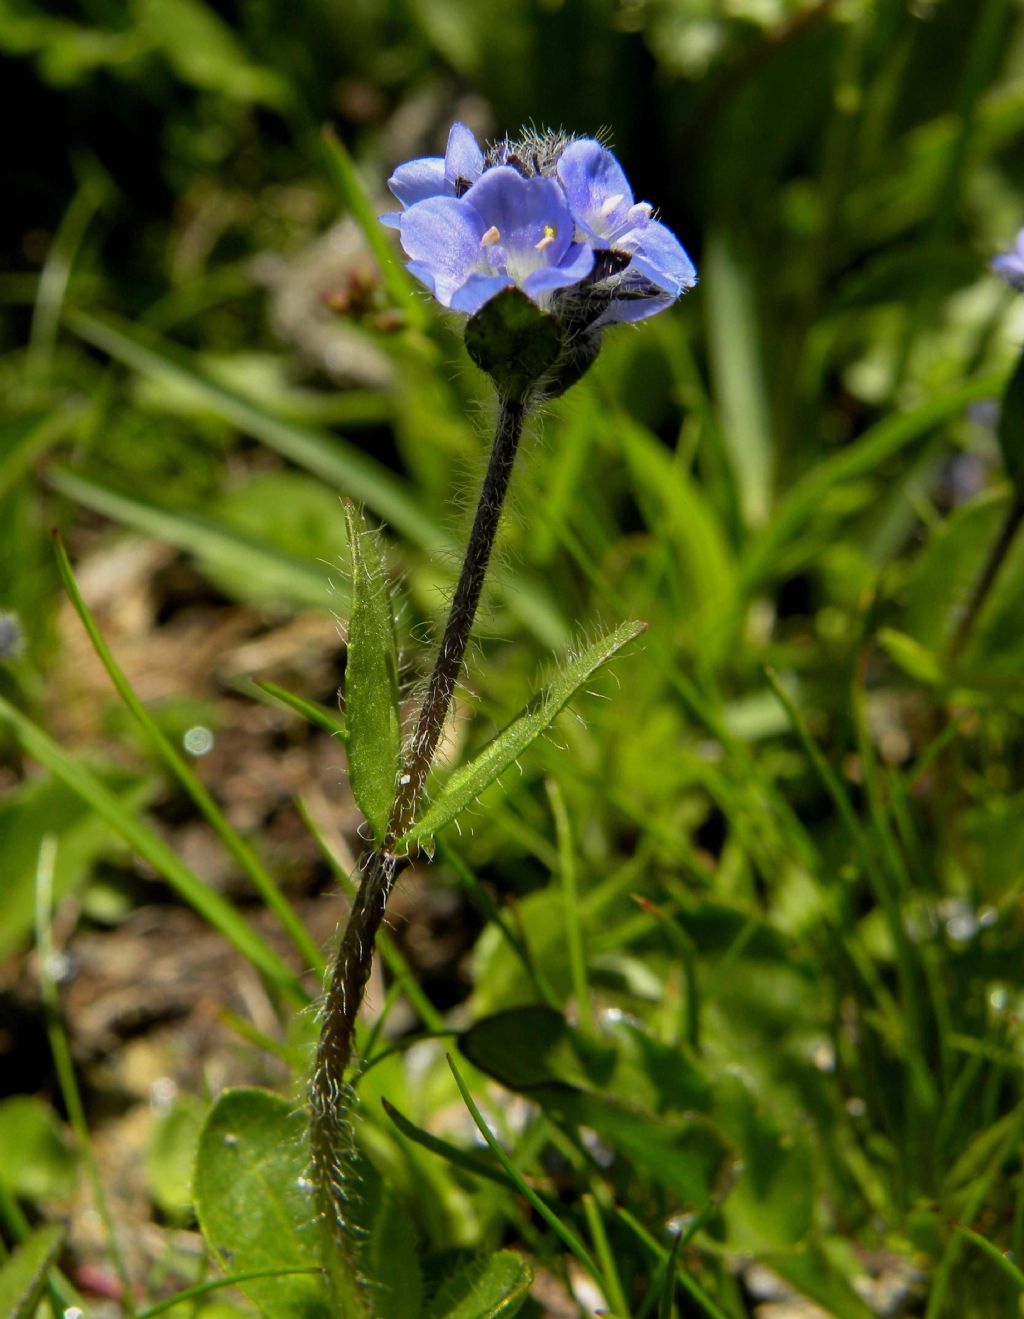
<box><xmin>310</xmin><ymin>394</ymin><xmax>527</xmax><ymax>1253</ymax></box>
<box><xmin>388</xmin><ymin>395</ymin><xmax>526</xmax><ymax>844</ymax></box>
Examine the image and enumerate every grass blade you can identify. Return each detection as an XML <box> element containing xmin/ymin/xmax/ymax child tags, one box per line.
<box><xmin>615</xmin><ymin>1207</ymin><xmax>732</xmax><ymax>1319</ymax></box>
<box><xmin>54</xmin><ymin>531</ymin><xmax>325</xmax><ymax>975</ymax></box>
<box><xmin>952</xmin><ymin>1222</ymin><xmax>1024</xmax><ymax>1292</ymax></box>
<box><xmin>250</xmin><ymin>679</ymin><xmax>348</xmax><ymax>740</ymax></box>
<box><xmin>49</xmin><ymin>468</ymin><xmax>339</xmax><ymax>611</ymax></box>
<box><xmin>0</xmin><ymin>1223</ymin><xmax>65</xmax><ymax>1319</ymax></box>
<box><xmin>704</xmin><ymin>229</ymin><xmax>774</xmax><ymax>529</ymax></box>
<box><xmin>0</xmin><ymin>693</ymin><xmax>306</xmax><ymax>1005</ymax></box>
<box><xmin>380</xmin><ymin>1097</ymin><xmax>517</xmax><ymax>1192</ymax></box>
<box><xmin>742</xmin><ymin>371</ymin><xmax>1005</xmax><ymax>590</ymax></box>
<box><xmin>64</xmin><ymin>306</ymin><xmax>441</xmax><ymax>549</ymax></box>
<box><xmin>446</xmin><ymin>1053</ymin><xmax>601</xmax><ymax>1282</ymax></box>
<box><xmin>321</xmin><ymin>126</ymin><xmax>429</xmax><ymax>331</ymax></box>
<box><xmin>35</xmin><ymin>837</ymin><xmax>135</xmax><ymax>1315</ymax></box>
<box><xmin>136</xmin><ymin>1267</ymin><xmax>325</xmax><ymax>1319</ymax></box>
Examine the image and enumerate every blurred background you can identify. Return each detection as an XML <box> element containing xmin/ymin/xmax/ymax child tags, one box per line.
<box><xmin>4</xmin><ymin>1</ymin><xmax>1024</xmax><ymax>1316</ymax></box>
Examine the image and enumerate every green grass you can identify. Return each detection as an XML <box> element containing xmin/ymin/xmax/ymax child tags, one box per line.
<box><xmin>3</xmin><ymin>1</ymin><xmax>1024</xmax><ymax>1315</ymax></box>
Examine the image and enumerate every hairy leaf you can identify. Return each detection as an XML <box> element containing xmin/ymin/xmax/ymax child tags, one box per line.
<box><xmin>401</xmin><ymin>620</ymin><xmax>646</xmax><ymax>850</ymax></box>
<box><xmin>344</xmin><ymin>503</ymin><xmax>401</xmax><ymax>843</ymax></box>
<box><xmin>426</xmin><ymin>1251</ymin><xmax>532</xmax><ymax>1319</ymax></box>
<box><xmin>194</xmin><ymin>1088</ymin><xmax>332</xmax><ymax>1319</ymax></box>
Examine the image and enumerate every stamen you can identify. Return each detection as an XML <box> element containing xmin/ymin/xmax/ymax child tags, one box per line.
<box><xmin>534</xmin><ymin>224</ymin><xmax>556</xmax><ymax>251</ymax></box>
<box><xmin>599</xmin><ymin>193</ymin><xmax>625</xmax><ymax>219</ymax></box>
<box><xmin>480</xmin><ymin>226</ymin><xmax>501</xmax><ymax>246</ymax></box>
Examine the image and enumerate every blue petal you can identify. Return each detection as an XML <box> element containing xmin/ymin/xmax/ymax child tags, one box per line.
<box><xmin>992</xmin><ymin>253</ymin><xmax>1024</xmax><ymax>291</ymax></box>
<box><xmin>445</xmin><ymin>121</ymin><xmax>485</xmax><ymax>188</ymax></box>
<box><xmin>522</xmin><ymin>243</ymin><xmax>594</xmax><ymax>298</ymax></box>
<box><xmin>628</xmin><ymin>219</ymin><xmax>697</xmax><ymax>297</ymax></box>
<box><xmin>596</xmin><ymin>293</ymin><xmax>676</xmax><ymax>326</ymax></box>
<box><xmin>399</xmin><ymin>196</ymin><xmax>486</xmax><ymax>306</ymax></box>
<box><xmin>379</xmin><ymin>210</ymin><xmax>402</xmax><ymax>229</ymax></box>
<box><xmin>462</xmin><ymin>167</ymin><xmax>576</xmax><ymax>264</ymax></box>
<box><xmin>450</xmin><ymin>272</ymin><xmax>512</xmax><ymax>314</ymax></box>
<box><xmin>404</xmin><ymin>260</ymin><xmax>438</xmax><ymax>296</ymax></box>
<box><xmin>387</xmin><ymin>157</ymin><xmax>447</xmax><ymax>208</ymax></box>
<box><xmin>557</xmin><ymin>139</ymin><xmax>634</xmax><ymax>240</ymax></box>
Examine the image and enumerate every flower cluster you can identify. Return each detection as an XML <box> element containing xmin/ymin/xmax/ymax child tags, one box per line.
<box><xmin>992</xmin><ymin>228</ymin><xmax>1024</xmax><ymax>292</ymax></box>
<box><xmin>381</xmin><ymin>123</ymin><xmax>696</xmax><ymax>329</ymax></box>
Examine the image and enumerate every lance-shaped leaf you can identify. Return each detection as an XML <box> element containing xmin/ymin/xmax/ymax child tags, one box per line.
<box><xmin>344</xmin><ymin>503</ymin><xmax>402</xmax><ymax>844</ymax></box>
<box><xmin>400</xmin><ymin>620</ymin><xmax>646</xmax><ymax>851</ymax></box>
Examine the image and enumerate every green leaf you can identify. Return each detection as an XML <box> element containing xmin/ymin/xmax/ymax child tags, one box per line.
<box><xmin>401</xmin><ymin>620</ymin><xmax>646</xmax><ymax>850</ymax></box>
<box><xmin>877</xmin><ymin>627</ymin><xmax>944</xmax><ymax>685</ymax></box>
<box><xmin>0</xmin><ymin>1223</ymin><xmax>65</xmax><ymax>1319</ymax></box>
<box><xmin>344</xmin><ymin>503</ymin><xmax>401</xmax><ymax>843</ymax></box>
<box><xmin>54</xmin><ymin>530</ymin><xmax>325</xmax><ymax>976</ymax></box>
<box><xmin>0</xmin><ymin>410</ymin><xmax>83</xmax><ymax>503</ymax></box>
<box><xmin>903</xmin><ymin>490</ymin><xmax>1009</xmax><ymax>654</ymax></box>
<box><xmin>381</xmin><ymin>1098</ymin><xmax>518</xmax><ymax>1192</ymax></box>
<box><xmin>704</xmin><ymin>229</ymin><xmax>774</xmax><ymax>528</ymax></box>
<box><xmin>194</xmin><ymin>1088</ymin><xmax>332</xmax><ymax>1319</ymax></box>
<box><xmin>767</xmin><ymin>1247</ymin><xmax>878</xmax><ymax>1319</ymax></box>
<box><xmin>0</xmin><ymin>1097</ymin><xmax>77</xmax><ymax>1202</ymax></box>
<box><xmin>464</xmin><ymin>288</ymin><xmax>564</xmax><ymax>399</ymax></box>
<box><xmin>426</xmin><ymin>1251</ymin><xmax>532</xmax><ymax>1319</ymax></box>
<box><xmin>207</xmin><ymin>470</ymin><xmax>349</xmax><ymax>604</ymax></box>
<box><xmin>147</xmin><ymin>1094</ymin><xmax>207</xmax><ymax>1220</ymax></box>
<box><xmin>954</xmin><ymin>1223</ymin><xmax>1024</xmax><ymax>1292</ymax></box>
<box><xmin>618</xmin><ymin>415</ymin><xmax>736</xmax><ymax>639</ymax></box>
<box><xmin>137</xmin><ymin>0</ymin><xmax>290</xmax><ymax>104</ymax></box>
<box><xmin>64</xmin><ymin>309</ymin><xmax>441</xmax><ymax>552</ymax></box>
<box><xmin>460</xmin><ymin>1007</ymin><xmax>727</xmax><ymax>1208</ymax></box>
<box><xmin>712</xmin><ymin>1071</ymin><xmax>814</xmax><ymax>1252</ymax></box>
<box><xmin>461</xmin><ymin>1005</ymin><xmax>617</xmax><ymax>1093</ymax></box>
<box><xmin>348</xmin><ymin>1158</ymin><xmax>423</xmax><ymax>1319</ymax></box>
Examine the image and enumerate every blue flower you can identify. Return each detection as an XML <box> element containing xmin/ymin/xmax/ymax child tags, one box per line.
<box><xmin>556</xmin><ymin>139</ymin><xmax>697</xmax><ymax>323</ymax></box>
<box><xmin>992</xmin><ymin>228</ymin><xmax>1024</xmax><ymax>291</ymax></box>
<box><xmin>382</xmin><ymin>125</ymin><xmax>696</xmax><ymax>328</ymax></box>
<box><xmin>380</xmin><ymin>122</ymin><xmax>484</xmax><ymax>229</ymax></box>
<box><xmin>398</xmin><ymin>166</ymin><xmax>594</xmax><ymax>314</ymax></box>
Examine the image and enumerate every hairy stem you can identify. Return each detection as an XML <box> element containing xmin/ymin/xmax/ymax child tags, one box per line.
<box><xmin>388</xmin><ymin>396</ymin><xmax>526</xmax><ymax>844</ymax></box>
<box><xmin>310</xmin><ymin>395</ymin><xmax>527</xmax><ymax>1265</ymax></box>
<box><xmin>309</xmin><ymin>850</ymin><xmax>395</xmax><ymax>1254</ymax></box>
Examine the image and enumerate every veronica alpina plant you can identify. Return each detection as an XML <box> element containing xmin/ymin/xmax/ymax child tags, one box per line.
<box><xmin>308</xmin><ymin>123</ymin><xmax>696</xmax><ymax>1311</ymax></box>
